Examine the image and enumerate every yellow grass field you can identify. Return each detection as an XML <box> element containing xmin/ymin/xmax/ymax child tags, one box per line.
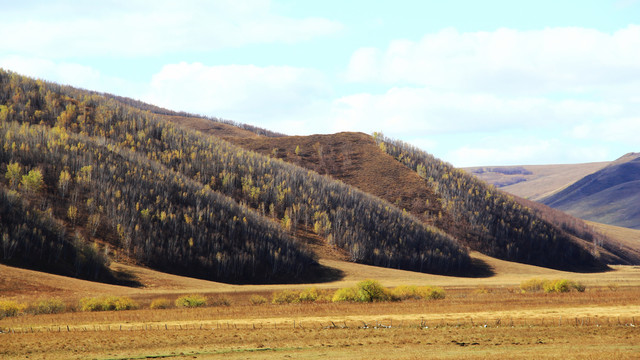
<box><xmin>2</xmin><ymin>251</ymin><xmax>640</xmax><ymax>359</ymax></box>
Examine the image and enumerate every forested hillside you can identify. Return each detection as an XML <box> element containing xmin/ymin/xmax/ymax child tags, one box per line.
<box><xmin>372</xmin><ymin>134</ymin><xmax>607</xmax><ymax>271</ymax></box>
<box><xmin>217</xmin><ymin>127</ymin><xmax>615</xmax><ymax>270</ymax></box>
<box><xmin>0</xmin><ymin>69</ymin><xmax>470</xmax><ymax>282</ymax></box>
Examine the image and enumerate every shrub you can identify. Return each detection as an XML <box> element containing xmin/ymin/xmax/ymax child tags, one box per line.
<box><xmin>332</xmin><ymin>287</ymin><xmax>360</xmax><ymax>302</ymax></box>
<box><xmin>333</xmin><ymin>280</ymin><xmax>393</xmax><ymax>303</ymax></box>
<box><xmin>572</xmin><ymin>281</ymin><xmax>586</xmax><ymax>293</ymax></box>
<box><xmin>114</xmin><ymin>297</ymin><xmax>139</xmax><ymax>311</ymax></box>
<box><xmin>416</xmin><ymin>286</ymin><xmax>445</xmax><ymax>300</ymax></box>
<box><xmin>520</xmin><ymin>278</ymin><xmax>586</xmax><ymax>293</ymax></box>
<box><xmin>150</xmin><ymin>298</ymin><xmax>172</xmax><ymax>309</ymax></box>
<box><xmin>392</xmin><ymin>285</ymin><xmax>426</xmax><ymax>300</ymax></box>
<box><xmin>520</xmin><ymin>278</ymin><xmax>547</xmax><ymax>293</ymax></box>
<box><xmin>209</xmin><ymin>296</ymin><xmax>231</xmax><ymax>307</ymax></box>
<box><xmin>0</xmin><ymin>300</ymin><xmax>27</xmax><ymax>318</ymax></box>
<box><xmin>32</xmin><ymin>298</ymin><xmax>66</xmax><ymax>314</ymax></box>
<box><xmin>249</xmin><ymin>295</ymin><xmax>268</xmax><ymax>305</ymax></box>
<box><xmin>175</xmin><ymin>294</ymin><xmax>207</xmax><ymax>308</ymax></box>
<box><xmin>80</xmin><ymin>296</ymin><xmax>138</xmax><ymax>311</ymax></box>
<box><xmin>272</xmin><ymin>290</ymin><xmax>300</xmax><ymax>304</ymax></box>
<box><xmin>356</xmin><ymin>280</ymin><xmax>392</xmax><ymax>302</ymax></box>
<box><xmin>298</xmin><ymin>287</ymin><xmax>320</xmax><ymax>302</ymax></box>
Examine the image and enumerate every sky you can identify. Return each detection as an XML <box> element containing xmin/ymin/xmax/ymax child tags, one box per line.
<box><xmin>1</xmin><ymin>0</ymin><xmax>639</xmax><ymax>167</ymax></box>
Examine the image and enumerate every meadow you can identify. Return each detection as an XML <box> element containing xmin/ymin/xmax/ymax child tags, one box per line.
<box><xmin>2</xmin><ymin>253</ymin><xmax>640</xmax><ymax>359</ymax></box>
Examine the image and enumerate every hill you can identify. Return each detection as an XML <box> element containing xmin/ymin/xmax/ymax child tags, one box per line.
<box><xmin>540</xmin><ymin>153</ymin><xmax>640</xmax><ymax>230</ymax></box>
<box><xmin>0</xmin><ymin>69</ymin><xmax>470</xmax><ymax>283</ymax></box>
<box><xmin>464</xmin><ymin>162</ymin><xmax>610</xmax><ymax>201</ymax></box>
<box><xmin>171</xmin><ymin>117</ymin><xmax>618</xmax><ymax>271</ymax></box>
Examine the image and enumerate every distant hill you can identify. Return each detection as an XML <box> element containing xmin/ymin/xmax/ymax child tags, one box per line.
<box><xmin>541</xmin><ymin>153</ymin><xmax>640</xmax><ymax>230</ymax></box>
<box><xmin>464</xmin><ymin>162</ymin><xmax>609</xmax><ymax>201</ymax></box>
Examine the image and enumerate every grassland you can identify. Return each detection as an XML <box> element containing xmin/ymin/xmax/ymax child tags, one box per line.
<box><xmin>2</xmin><ymin>252</ymin><xmax>640</xmax><ymax>359</ymax></box>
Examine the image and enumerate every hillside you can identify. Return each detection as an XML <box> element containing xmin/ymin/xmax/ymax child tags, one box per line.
<box><xmin>171</xmin><ymin>116</ymin><xmax>618</xmax><ymax>271</ymax></box>
<box><xmin>0</xmin><ymin>69</ymin><xmax>470</xmax><ymax>283</ymax></box>
<box><xmin>541</xmin><ymin>153</ymin><xmax>640</xmax><ymax>230</ymax></box>
<box><xmin>464</xmin><ymin>162</ymin><xmax>610</xmax><ymax>201</ymax></box>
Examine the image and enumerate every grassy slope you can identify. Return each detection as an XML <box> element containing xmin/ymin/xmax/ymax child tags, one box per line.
<box><xmin>464</xmin><ymin>162</ymin><xmax>610</xmax><ymax>201</ymax></box>
<box><xmin>541</xmin><ymin>154</ymin><xmax>640</xmax><ymax>229</ymax></box>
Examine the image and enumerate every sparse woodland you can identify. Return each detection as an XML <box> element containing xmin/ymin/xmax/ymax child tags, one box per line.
<box><xmin>373</xmin><ymin>133</ymin><xmax>605</xmax><ymax>271</ymax></box>
<box><xmin>0</xmin><ymin>69</ymin><xmax>470</xmax><ymax>282</ymax></box>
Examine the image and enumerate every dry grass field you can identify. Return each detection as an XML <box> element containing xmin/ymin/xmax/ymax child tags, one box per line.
<box><xmin>2</xmin><ymin>250</ymin><xmax>640</xmax><ymax>359</ymax></box>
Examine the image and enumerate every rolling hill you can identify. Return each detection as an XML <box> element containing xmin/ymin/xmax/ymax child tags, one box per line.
<box><xmin>541</xmin><ymin>153</ymin><xmax>640</xmax><ymax>230</ymax></box>
<box><xmin>464</xmin><ymin>162</ymin><xmax>610</xmax><ymax>201</ymax></box>
<box><xmin>464</xmin><ymin>154</ymin><xmax>640</xmax><ymax>231</ymax></box>
<box><xmin>0</xmin><ymin>69</ymin><xmax>470</xmax><ymax>283</ymax></box>
<box><xmin>2</xmin><ymin>68</ymin><xmax>637</xmax><ymax>288</ymax></box>
<box><xmin>172</xmin><ymin>120</ymin><xmax>625</xmax><ymax>270</ymax></box>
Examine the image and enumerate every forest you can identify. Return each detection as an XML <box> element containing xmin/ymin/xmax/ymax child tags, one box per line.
<box><xmin>0</xmin><ymin>69</ymin><xmax>470</xmax><ymax>283</ymax></box>
<box><xmin>373</xmin><ymin>133</ymin><xmax>606</xmax><ymax>271</ymax></box>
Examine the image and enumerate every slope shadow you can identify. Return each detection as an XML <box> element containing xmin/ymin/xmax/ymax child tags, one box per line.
<box><xmin>109</xmin><ymin>268</ymin><xmax>144</xmax><ymax>288</ymax></box>
<box><xmin>448</xmin><ymin>256</ymin><xmax>496</xmax><ymax>278</ymax></box>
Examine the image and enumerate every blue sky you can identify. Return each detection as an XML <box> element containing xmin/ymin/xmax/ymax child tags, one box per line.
<box><xmin>1</xmin><ymin>0</ymin><xmax>639</xmax><ymax>166</ymax></box>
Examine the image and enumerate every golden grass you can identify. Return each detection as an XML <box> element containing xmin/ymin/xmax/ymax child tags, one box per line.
<box><xmin>2</xmin><ymin>285</ymin><xmax>639</xmax><ymax>359</ymax></box>
<box><xmin>2</xmin><ymin>250</ymin><xmax>640</xmax><ymax>359</ymax></box>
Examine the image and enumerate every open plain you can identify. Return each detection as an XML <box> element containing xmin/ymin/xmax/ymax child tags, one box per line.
<box><xmin>2</xmin><ymin>252</ymin><xmax>640</xmax><ymax>360</ymax></box>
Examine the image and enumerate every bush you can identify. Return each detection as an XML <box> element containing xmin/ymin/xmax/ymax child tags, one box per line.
<box><xmin>520</xmin><ymin>278</ymin><xmax>586</xmax><ymax>293</ymax></box>
<box><xmin>520</xmin><ymin>278</ymin><xmax>547</xmax><ymax>293</ymax></box>
<box><xmin>150</xmin><ymin>298</ymin><xmax>172</xmax><ymax>309</ymax></box>
<box><xmin>0</xmin><ymin>300</ymin><xmax>27</xmax><ymax>318</ymax></box>
<box><xmin>298</xmin><ymin>287</ymin><xmax>320</xmax><ymax>302</ymax></box>
<box><xmin>356</xmin><ymin>280</ymin><xmax>391</xmax><ymax>302</ymax></box>
<box><xmin>79</xmin><ymin>296</ymin><xmax>138</xmax><ymax>311</ymax></box>
<box><xmin>32</xmin><ymin>298</ymin><xmax>66</xmax><ymax>314</ymax></box>
<box><xmin>332</xmin><ymin>287</ymin><xmax>360</xmax><ymax>302</ymax></box>
<box><xmin>272</xmin><ymin>290</ymin><xmax>300</xmax><ymax>304</ymax></box>
<box><xmin>249</xmin><ymin>295</ymin><xmax>268</xmax><ymax>305</ymax></box>
<box><xmin>416</xmin><ymin>286</ymin><xmax>445</xmax><ymax>300</ymax></box>
<box><xmin>114</xmin><ymin>297</ymin><xmax>139</xmax><ymax>311</ymax></box>
<box><xmin>572</xmin><ymin>282</ymin><xmax>586</xmax><ymax>293</ymax></box>
<box><xmin>175</xmin><ymin>294</ymin><xmax>207</xmax><ymax>308</ymax></box>
<box><xmin>209</xmin><ymin>296</ymin><xmax>231</xmax><ymax>306</ymax></box>
<box><xmin>392</xmin><ymin>285</ymin><xmax>422</xmax><ymax>300</ymax></box>
<box><xmin>332</xmin><ymin>280</ymin><xmax>393</xmax><ymax>303</ymax></box>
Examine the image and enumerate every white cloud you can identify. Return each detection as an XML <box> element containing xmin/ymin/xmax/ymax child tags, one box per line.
<box><xmin>570</xmin><ymin>117</ymin><xmax>640</xmax><ymax>145</ymax></box>
<box><xmin>0</xmin><ymin>0</ymin><xmax>342</xmax><ymax>58</ymax></box>
<box><xmin>445</xmin><ymin>137</ymin><xmax>611</xmax><ymax>167</ymax></box>
<box><xmin>328</xmin><ymin>87</ymin><xmax>624</xmax><ymax>137</ymax></box>
<box><xmin>346</xmin><ymin>26</ymin><xmax>640</xmax><ymax>95</ymax></box>
<box><xmin>339</xmin><ymin>25</ymin><xmax>640</xmax><ymax>165</ymax></box>
<box><xmin>144</xmin><ymin>62</ymin><xmax>331</xmax><ymax>133</ymax></box>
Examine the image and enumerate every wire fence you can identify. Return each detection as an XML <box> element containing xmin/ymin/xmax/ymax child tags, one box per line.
<box><xmin>0</xmin><ymin>316</ymin><xmax>637</xmax><ymax>334</ymax></box>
